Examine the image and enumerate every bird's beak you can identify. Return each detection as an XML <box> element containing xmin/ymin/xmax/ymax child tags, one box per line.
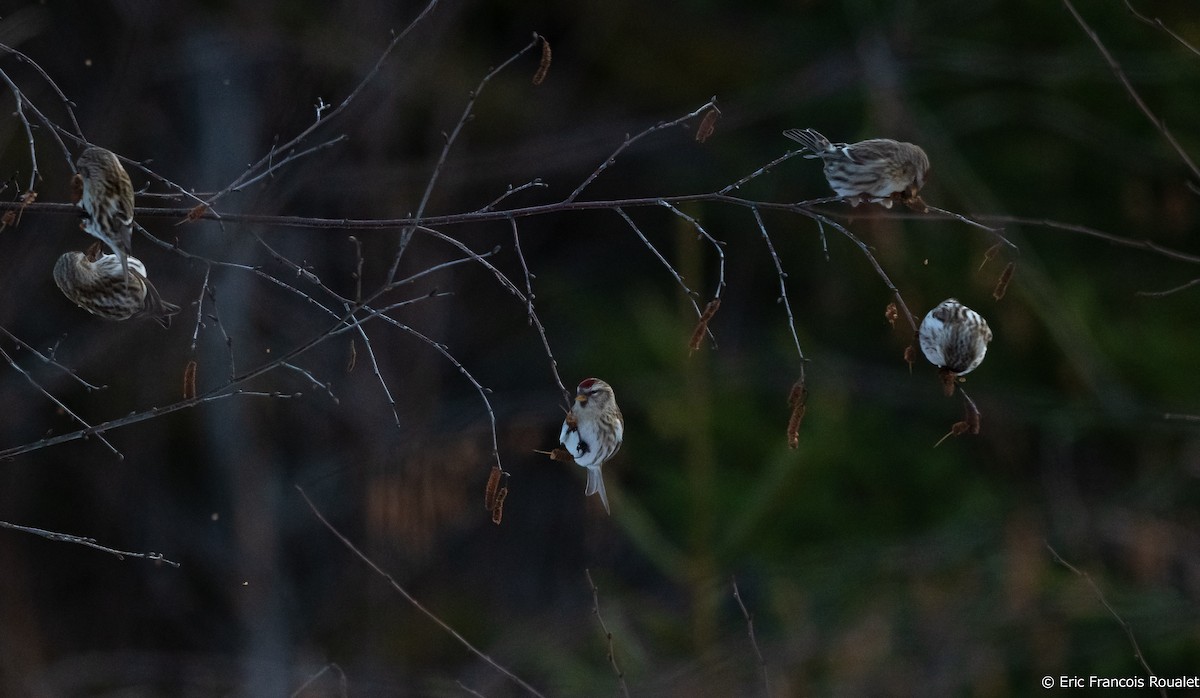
<box><xmin>575</xmin><ymin>394</ymin><xmax>588</xmax><ymax>405</ymax></box>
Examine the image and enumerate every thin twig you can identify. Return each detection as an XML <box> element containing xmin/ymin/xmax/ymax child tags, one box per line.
<box><xmin>389</xmin><ymin>33</ymin><xmax>543</xmax><ymax>281</ymax></box>
<box><xmin>344</xmin><ymin>314</ymin><xmax>402</xmax><ymax>428</ymax></box>
<box><xmin>0</xmin><ymin>520</ymin><xmax>179</xmax><ymax>567</ymax></box>
<box><xmin>1135</xmin><ymin>277</ymin><xmax>1200</xmax><ymax>297</ymax></box>
<box><xmin>750</xmin><ymin>206</ymin><xmax>808</xmax><ymax>365</ymax></box>
<box><xmin>203</xmin><ymin>283</ymin><xmax>237</xmax><ymax>380</ymax></box>
<box><xmin>0</xmin><ymin>325</ymin><xmax>103</xmax><ymax>391</ymax></box>
<box><xmin>205</xmin><ymin>0</ymin><xmax>441</xmax><ymax>208</ymax></box>
<box><xmin>585</xmin><ymin>568</ymin><xmax>631</xmax><ymax>698</ymax></box>
<box><xmin>226</xmin><ymin>135</ymin><xmax>349</xmax><ymax>194</ymax></box>
<box><xmin>720</xmin><ymin>148</ymin><xmax>810</xmax><ymax>196</ymax></box>
<box><xmin>289</xmin><ymin>663</ymin><xmax>348</xmax><ymax>698</ymax></box>
<box><xmin>924</xmin><ymin>205</ymin><xmax>1016</xmax><ymax>251</ymax></box>
<box><xmin>282</xmin><ymin>362</ymin><xmax>338</xmax><ymax>403</ymax></box>
<box><xmin>976</xmin><ymin>215</ymin><xmax>1200</xmax><ymax>265</ymax></box>
<box><xmin>616</xmin><ymin>207</ymin><xmax>707</xmax><ymax>323</ymax></box>
<box><xmin>509</xmin><ymin>217</ymin><xmax>569</xmax><ymax>402</ymax></box>
<box><xmin>0</xmin><ymin>345</ymin><xmax>121</xmax><ymax>458</ymax></box>
<box><xmin>731</xmin><ymin>576</ymin><xmax>770</xmax><ymax>698</ymax></box>
<box><xmin>1163</xmin><ymin>413</ymin><xmax>1200</xmax><ymax>422</ymax></box>
<box><xmin>0</xmin><ymin>42</ymin><xmax>85</xmax><ymax>138</ymax></box>
<box><xmin>1046</xmin><ymin>542</ymin><xmax>1165</xmax><ymax>698</ymax></box>
<box><xmin>1062</xmin><ymin>0</ymin><xmax>1200</xmax><ymax>184</ymax></box>
<box><xmin>297</xmin><ymin>486</ymin><xmax>546</xmax><ymax>698</ymax></box>
<box><xmin>806</xmin><ymin>209</ymin><xmax>919</xmax><ymax>332</ymax></box>
<box><xmin>0</xmin><ymin>74</ymin><xmax>40</xmax><ymax>191</ymax></box>
<box><xmin>1125</xmin><ymin>1</ymin><xmax>1200</xmax><ymax>58</ymax></box>
<box><xmin>659</xmin><ymin>200</ymin><xmax>727</xmax><ymax>300</ymax></box>
<box><xmin>568</xmin><ymin>97</ymin><xmax>719</xmax><ymax>203</ymax></box>
<box><xmin>477</xmin><ymin>179</ymin><xmax>548</xmax><ymax>213</ymax></box>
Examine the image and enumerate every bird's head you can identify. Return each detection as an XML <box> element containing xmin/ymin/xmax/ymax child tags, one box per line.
<box><xmin>575</xmin><ymin>377</ymin><xmax>613</xmax><ymax>408</ymax></box>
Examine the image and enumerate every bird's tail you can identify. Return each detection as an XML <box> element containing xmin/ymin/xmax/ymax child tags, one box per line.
<box><xmin>782</xmin><ymin>128</ymin><xmax>831</xmax><ymax>156</ymax></box>
<box><xmin>136</xmin><ymin>274</ymin><xmax>181</xmax><ymax>328</ymax></box>
<box><xmin>585</xmin><ymin>466</ymin><xmax>610</xmax><ymax>515</ymax></box>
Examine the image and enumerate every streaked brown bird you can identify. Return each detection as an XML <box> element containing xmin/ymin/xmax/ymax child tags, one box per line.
<box><xmin>783</xmin><ymin>128</ymin><xmax>930</xmax><ymax>208</ymax></box>
<box><xmin>75</xmin><ymin>146</ymin><xmax>135</xmax><ymax>278</ymax></box>
<box><xmin>918</xmin><ymin>298</ymin><xmax>992</xmax><ymax>376</ymax></box>
<box><xmin>53</xmin><ymin>244</ymin><xmax>180</xmax><ymax>327</ymax></box>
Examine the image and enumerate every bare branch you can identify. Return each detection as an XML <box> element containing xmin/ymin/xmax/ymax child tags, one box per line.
<box><xmin>509</xmin><ymin>217</ymin><xmax>569</xmax><ymax>403</ymax></box>
<box><xmin>720</xmin><ymin>148</ymin><xmax>811</xmax><ymax>196</ymax></box>
<box><xmin>297</xmin><ymin>486</ymin><xmax>547</xmax><ymax>698</ymax></box>
<box><xmin>660</xmin><ymin>200</ymin><xmax>727</xmax><ymax>301</ymax></box>
<box><xmin>390</xmin><ymin>33</ymin><xmax>543</xmax><ymax>280</ymax></box>
<box><xmin>616</xmin><ymin>207</ymin><xmax>707</xmax><ymax>321</ymax></box>
<box><xmin>1125</xmin><ymin>1</ymin><xmax>1200</xmax><ymax>59</ymax></box>
<box><xmin>977</xmin><ymin>215</ymin><xmax>1200</xmax><ymax>265</ymax></box>
<box><xmin>1046</xmin><ymin>543</ymin><xmax>1165</xmax><ymax>697</ymax></box>
<box><xmin>805</xmin><ymin>209</ymin><xmax>918</xmax><ymax>333</ymax></box>
<box><xmin>205</xmin><ymin>0</ymin><xmax>442</xmax><ymax>208</ymax></box>
<box><xmin>568</xmin><ymin>97</ymin><xmax>719</xmax><ymax>203</ymax></box>
<box><xmin>0</xmin><ymin>519</ymin><xmax>179</xmax><ymax>567</ymax></box>
<box><xmin>0</xmin><ymin>344</ymin><xmax>121</xmax><ymax>459</ymax></box>
<box><xmin>585</xmin><ymin>568</ymin><xmax>631</xmax><ymax>698</ymax></box>
<box><xmin>731</xmin><ymin>577</ymin><xmax>770</xmax><ymax>698</ymax></box>
<box><xmin>289</xmin><ymin>663</ymin><xmax>348</xmax><ymax>698</ymax></box>
<box><xmin>751</xmin><ymin>206</ymin><xmax>808</xmax><ymax>365</ymax></box>
<box><xmin>0</xmin><ymin>325</ymin><xmax>104</xmax><ymax>391</ymax></box>
<box><xmin>1062</xmin><ymin>0</ymin><xmax>1200</xmax><ymax>184</ymax></box>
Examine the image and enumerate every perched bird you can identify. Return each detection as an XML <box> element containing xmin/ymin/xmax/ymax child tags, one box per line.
<box><xmin>559</xmin><ymin>378</ymin><xmax>624</xmax><ymax>514</ymax></box>
<box><xmin>918</xmin><ymin>298</ymin><xmax>992</xmax><ymax>376</ymax></box>
<box><xmin>53</xmin><ymin>244</ymin><xmax>180</xmax><ymax>327</ymax></box>
<box><xmin>782</xmin><ymin>128</ymin><xmax>930</xmax><ymax>208</ymax></box>
<box><xmin>75</xmin><ymin>146</ymin><xmax>135</xmax><ymax>278</ymax></box>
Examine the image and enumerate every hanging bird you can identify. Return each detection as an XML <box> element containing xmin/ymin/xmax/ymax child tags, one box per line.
<box><xmin>53</xmin><ymin>244</ymin><xmax>180</xmax><ymax>327</ymax></box>
<box><xmin>75</xmin><ymin>146</ymin><xmax>135</xmax><ymax>278</ymax></box>
<box><xmin>918</xmin><ymin>298</ymin><xmax>992</xmax><ymax>376</ymax></box>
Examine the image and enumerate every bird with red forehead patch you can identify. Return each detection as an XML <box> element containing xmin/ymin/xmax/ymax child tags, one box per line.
<box><xmin>559</xmin><ymin>378</ymin><xmax>623</xmax><ymax>514</ymax></box>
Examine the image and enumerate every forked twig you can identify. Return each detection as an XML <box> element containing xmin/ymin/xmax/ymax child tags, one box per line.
<box><xmin>0</xmin><ymin>345</ymin><xmax>121</xmax><ymax>458</ymax></box>
<box><xmin>390</xmin><ymin>33</ymin><xmax>544</xmax><ymax>279</ymax></box>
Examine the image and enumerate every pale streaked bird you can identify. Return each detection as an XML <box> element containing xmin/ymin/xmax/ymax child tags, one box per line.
<box><xmin>75</xmin><ymin>146</ymin><xmax>135</xmax><ymax>278</ymax></box>
<box><xmin>783</xmin><ymin>128</ymin><xmax>930</xmax><ymax>208</ymax></box>
<box><xmin>559</xmin><ymin>378</ymin><xmax>623</xmax><ymax>514</ymax></box>
<box><xmin>53</xmin><ymin>245</ymin><xmax>180</xmax><ymax>328</ymax></box>
<box><xmin>918</xmin><ymin>298</ymin><xmax>992</xmax><ymax>376</ymax></box>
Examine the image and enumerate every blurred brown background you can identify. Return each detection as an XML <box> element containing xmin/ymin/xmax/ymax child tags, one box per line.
<box><xmin>0</xmin><ymin>0</ymin><xmax>1198</xmax><ymax>695</ymax></box>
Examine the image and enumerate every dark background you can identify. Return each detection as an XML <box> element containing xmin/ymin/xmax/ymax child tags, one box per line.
<box><xmin>1</xmin><ymin>0</ymin><xmax>1198</xmax><ymax>695</ymax></box>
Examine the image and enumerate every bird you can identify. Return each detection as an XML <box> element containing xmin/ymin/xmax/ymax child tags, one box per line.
<box><xmin>782</xmin><ymin>128</ymin><xmax>930</xmax><ymax>208</ymax></box>
<box><xmin>559</xmin><ymin>378</ymin><xmax>624</xmax><ymax>514</ymax></box>
<box><xmin>53</xmin><ymin>244</ymin><xmax>180</xmax><ymax>327</ymax></box>
<box><xmin>75</xmin><ymin>146</ymin><xmax>135</xmax><ymax>278</ymax></box>
<box><xmin>918</xmin><ymin>298</ymin><xmax>992</xmax><ymax>376</ymax></box>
